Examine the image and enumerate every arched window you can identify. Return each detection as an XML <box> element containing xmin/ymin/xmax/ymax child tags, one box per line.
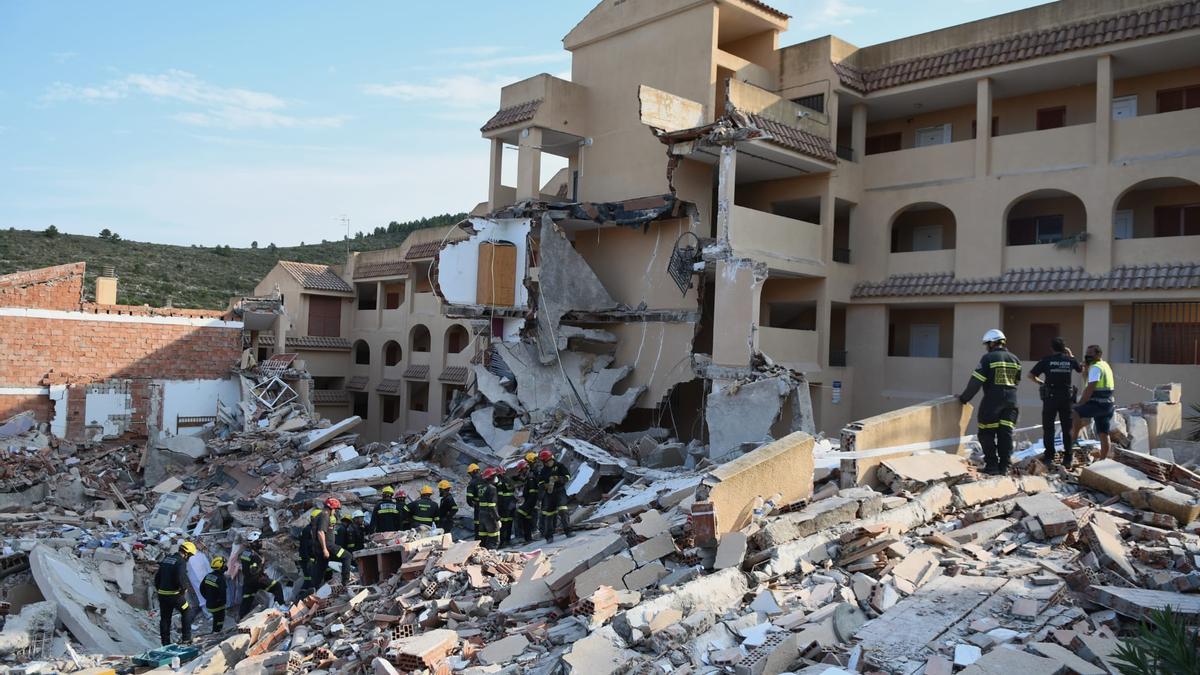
<box><xmin>410</xmin><ymin>324</ymin><xmax>431</xmax><ymax>353</ymax></box>
<box><xmin>383</xmin><ymin>340</ymin><xmax>402</xmax><ymax>366</ymax></box>
<box><xmin>445</xmin><ymin>324</ymin><xmax>470</xmax><ymax>354</ymax></box>
<box><xmin>1005</xmin><ymin>189</ymin><xmax>1086</xmax><ymax>246</ymax></box>
<box><xmin>890</xmin><ymin>202</ymin><xmax>956</xmax><ymax>252</ymax></box>
<box><xmin>1113</xmin><ymin>178</ymin><xmax>1200</xmax><ymax>240</ymax></box>
<box><xmin>353</xmin><ymin>340</ymin><xmax>370</xmax><ymax>365</ymax></box>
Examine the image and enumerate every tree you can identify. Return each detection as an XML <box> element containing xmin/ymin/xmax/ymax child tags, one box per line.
<box><xmin>99</xmin><ymin>228</ymin><xmax>112</xmax><ymax>239</ymax></box>
<box><xmin>267</xmin><ymin>243</ymin><xmax>277</xmax><ymax>252</ymax></box>
<box><xmin>110</xmin><ymin>232</ymin><xmax>121</xmax><ymax>242</ymax></box>
<box><xmin>43</xmin><ymin>225</ymin><xmax>59</xmax><ymax>238</ymax></box>
<box><xmin>373</xmin><ymin>226</ymin><xmax>385</xmax><ymax>236</ymax></box>
<box><xmin>251</xmin><ymin>241</ymin><xmax>258</xmax><ymax>249</ymax></box>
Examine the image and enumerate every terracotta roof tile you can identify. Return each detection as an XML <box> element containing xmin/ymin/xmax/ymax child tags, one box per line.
<box><xmin>405</xmin><ymin>241</ymin><xmax>443</xmax><ymax>260</ymax></box>
<box><xmin>403</xmin><ymin>364</ymin><xmax>430</xmax><ymax>380</ymax></box>
<box><xmin>312</xmin><ymin>390</ymin><xmax>349</xmax><ymax>405</ymax></box>
<box><xmin>742</xmin><ymin>111</ymin><xmax>838</xmax><ymax>163</ymax></box>
<box><xmin>742</xmin><ymin>0</ymin><xmax>789</xmax><ymax>19</ymax></box>
<box><xmin>438</xmin><ymin>366</ymin><xmax>470</xmax><ymax>385</ymax></box>
<box><xmin>278</xmin><ymin>261</ymin><xmax>353</xmax><ymax>293</ymax></box>
<box><xmin>353</xmin><ymin>260</ymin><xmax>410</xmax><ymax>279</ymax></box>
<box><xmin>480</xmin><ymin>99</ymin><xmax>542</xmax><ymax>132</ymax></box>
<box><xmin>376</xmin><ymin>378</ymin><xmax>403</xmax><ymax>394</ymax></box>
<box><xmin>835</xmin><ymin>1</ymin><xmax>1200</xmax><ymax>93</ymax></box>
<box><xmin>346</xmin><ymin>376</ymin><xmax>369</xmax><ymax>391</ymax></box>
<box><xmin>257</xmin><ymin>335</ymin><xmax>352</xmax><ymax>351</ymax></box>
<box><xmin>851</xmin><ymin>263</ymin><xmax>1200</xmax><ymax>299</ymax></box>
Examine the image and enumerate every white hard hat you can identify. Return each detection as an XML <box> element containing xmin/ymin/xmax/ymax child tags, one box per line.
<box><xmin>352</xmin><ymin>510</ymin><xmax>365</xmax><ymax>519</ymax></box>
<box><xmin>245</xmin><ymin>530</ymin><xmax>262</xmax><ymax>543</ymax></box>
<box><xmin>981</xmin><ymin>329</ymin><xmax>1006</xmax><ymax>344</ymax></box>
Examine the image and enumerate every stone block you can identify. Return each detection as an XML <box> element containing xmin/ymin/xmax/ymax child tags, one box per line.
<box><xmin>703</xmin><ymin>432</ymin><xmax>814</xmax><ymax>535</ymax></box>
<box><xmin>715</xmin><ymin>532</ymin><xmax>748</xmax><ymax>570</ymax></box>
<box><xmin>630</xmin><ymin>533</ymin><xmax>676</xmax><ymax>564</ymax></box>
<box><xmin>623</xmin><ymin>561</ymin><xmax>668</xmax><ymax>591</ymax></box>
<box><xmin>574</xmin><ymin>554</ymin><xmax>636</xmax><ymax>598</ymax></box>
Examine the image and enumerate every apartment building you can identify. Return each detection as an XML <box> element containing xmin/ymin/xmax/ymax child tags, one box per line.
<box><xmin>470</xmin><ymin>0</ymin><xmax>1200</xmax><ymax>437</ymax></box>
<box><xmin>252</xmin><ymin>226</ymin><xmax>479</xmax><ymax>442</ymax></box>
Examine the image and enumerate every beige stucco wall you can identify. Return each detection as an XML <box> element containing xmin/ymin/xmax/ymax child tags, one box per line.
<box><xmin>888</xmin><ymin>307</ymin><xmax>954</xmax><ymax>358</ymax></box>
<box><xmin>891</xmin><ymin>206</ymin><xmax>956</xmax><ymax>252</ymax></box>
<box><xmin>1002</xmin><ymin>305</ymin><xmax>1084</xmax><ymax>359</ymax></box>
<box><xmin>1115</xmin><ymin>184</ymin><xmax>1200</xmax><ymax>238</ymax></box>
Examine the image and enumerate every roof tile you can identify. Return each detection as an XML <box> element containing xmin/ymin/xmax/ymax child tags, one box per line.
<box><xmin>403</xmin><ymin>364</ymin><xmax>430</xmax><ymax>380</ymax></box>
<box><xmin>346</xmin><ymin>376</ymin><xmax>369</xmax><ymax>391</ymax></box>
<box><xmin>405</xmin><ymin>241</ymin><xmax>443</xmax><ymax>260</ymax></box>
<box><xmin>741</xmin><ymin>111</ymin><xmax>838</xmax><ymax>163</ymax></box>
<box><xmin>376</xmin><ymin>378</ymin><xmax>403</xmax><ymax>394</ymax></box>
<box><xmin>480</xmin><ymin>99</ymin><xmax>542</xmax><ymax>133</ymax></box>
<box><xmin>438</xmin><ymin>366</ymin><xmax>470</xmax><ymax>385</ymax></box>
<box><xmin>353</xmin><ymin>260</ymin><xmax>410</xmax><ymax>279</ymax></box>
<box><xmin>257</xmin><ymin>335</ymin><xmax>352</xmax><ymax>351</ymax></box>
<box><xmin>278</xmin><ymin>261</ymin><xmax>353</xmax><ymax>293</ymax></box>
<box><xmin>851</xmin><ymin>262</ymin><xmax>1200</xmax><ymax>299</ymax></box>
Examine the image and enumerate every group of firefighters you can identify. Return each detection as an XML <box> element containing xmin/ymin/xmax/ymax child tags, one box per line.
<box><xmin>155</xmin><ymin>449</ymin><xmax>574</xmax><ymax>644</ymax></box>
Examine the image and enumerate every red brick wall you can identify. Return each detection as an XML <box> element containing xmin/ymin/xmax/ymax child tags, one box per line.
<box><xmin>0</xmin><ymin>393</ymin><xmax>55</xmax><ymax>425</ymax></box>
<box><xmin>0</xmin><ymin>262</ymin><xmax>84</xmax><ymax>311</ymax></box>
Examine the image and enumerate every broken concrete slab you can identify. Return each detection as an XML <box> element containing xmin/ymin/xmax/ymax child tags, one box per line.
<box><xmin>1090</xmin><ymin>585</ymin><xmax>1200</xmax><ymax>620</ymax></box>
<box><xmin>630</xmin><ymin>509</ymin><xmax>671</xmax><ymax>539</ymax></box>
<box><xmin>623</xmin><ymin>561</ymin><xmax>668</xmax><ymax>591</ymax></box>
<box><xmin>1027</xmin><ymin>642</ymin><xmax>1106</xmax><ymax>675</ymax></box>
<box><xmin>751</xmin><ymin>496</ymin><xmax>862</xmax><ymax>549</ymax></box>
<box><xmin>477</xmin><ymin>634</ymin><xmax>529</xmax><ymax>665</ymax></box>
<box><xmin>156</xmin><ymin>433</ymin><xmax>208</xmax><ymax>459</ymax></box>
<box><xmin>715</xmin><ymin>531</ymin><xmax>748</xmax><ymax>570</ymax></box>
<box><xmin>562</xmin><ymin>625</ymin><xmax>636</xmax><ymax>675</ymax></box>
<box><xmin>701</xmin><ymin>431</ymin><xmax>814</xmax><ymax>535</ymax></box>
<box><xmin>618</xmin><ymin>567</ymin><xmax>749</xmax><ymax>640</ymax></box>
<box><xmin>706</xmin><ymin>376</ymin><xmax>793</xmax><ymax>459</ymax></box>
<box><xmin>300</xmin><ymin>415</ymin><xmax>361</xmax><ymax>452</ymax></box>
<box><xmin>840</xmin><ymin>395</ymin><xmax>973</xmax><ymax>455</ymax></box>
<box><xmin>956</xmin><ymin>647</ymin><xmax>1061</xmax><ymax>675</ymax></box>
<box><xmin>630</xmin><ymin>532</ymin><xmax>675</xmax><ymax>564</ymax></box>
<box><xmin>1079</xmin><ymin>459</ymin><xmax>1200</xmax><ymax>525</ymax></box>
<box><xmin>1015</xmin><ymin>493</ymin><xmax>1078</xmax><ymax>537</ymax></box>
<box><xmin>877</xmin><ymin>453</ymin><xmax>970</xmax><ymax>491</ymax></box>
<box><xmin>574</xmin><ymin>554</ymin><xmax>636</xmax><ymax>598</ymax></box>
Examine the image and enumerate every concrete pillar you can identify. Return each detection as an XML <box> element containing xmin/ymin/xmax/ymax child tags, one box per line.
<box><xmin>1083</xmin><ymin>300</ymin><xmax>1111</xmax><ymax>357</ymax></box>
<box><xmin>273</xmin><ymin>313</ymin><xmax>289</xmax><ymax>356</ymax></box>
<box><xmin>845</xmin><ymin>304</ymin><xmax>887</xmax><ymax>418</ymax></box>
<box><xmin>716</xmin><ymin>144</ymin><xmax>738</xmax><ymax>242</ymax></box>
<box><xmin>820</xmin><ymin>177</ymin><xmax>836</xmax><ymax>262</ymax></box>
<box><xmin>816</xmin><ymin>287</ymin><xmax>832</xmax><ymax>370</ymax></box>
<box><xmin>487</xmin><ymin>138</ymin><xmax>504</xmax><ymax>211</ymax></box>
<box><xmin>712</xmin><ymin>259</ymin><xmax>761</xmax><ymax>367</ymax></box>
<box><xmin>1095</xmin><ymin>55</ymin><xmax>1113</xmax><ymax>167</ymax></box>
<box><xmin>974</xmin><ymin>78</ymin><xmax>992</xmax><ymax>178</ymax></box>
<box><xmin>516</xmin><ymin>127</ymin><xmax>543</xmax><ymax>201</ymax></box>
<box><xmin>827</xmin><ymin>91</ymin><xmax>840</xmax><ymax>156</ymax></box>
<box><xmin>375</xmin><ymin>281</ymin><xmax>384</xmax><ymax>330</ymax></box>
<box><xmin>1085</xmin><ymin>200</ymin><xmax>1114</xmax><ymax>274</ymax></box>
<box><xmin>851</xmin><ymin>104</ymin><xmax>867</xmax><ymax>162</ymax></box>
<box><xmin>952</xmin><ymin>302</ymin><xmax>1003</xmax><ymax>395</ymax></box>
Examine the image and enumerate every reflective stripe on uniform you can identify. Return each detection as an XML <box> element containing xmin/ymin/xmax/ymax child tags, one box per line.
<box><xmin>972</xmin><ymin>372</ymin><xmax>987</xmax><ymax>382</ymax></box>
<box><xmin>998</xmin><ymin>419</ymin><xmax>1015</xmax><ymax>428</ymax></box>
<box><xmin>478</xmin><ymin>502</ymin><xmax>497</xmax><ymax>507</ymax></box>
<box><xmin>978</xmin><ymin>422</ymin><xmax>1000</xmax><ymax>429</ymax></box>
<box><xmin>413</xmin><ymin>516</ymin><xmax>434</xmax><ymax>523</ymax></box>
<box><xmin>989</xmin><ymin>362</ymin><xmax>1020</xmax><ymax>369</ymax></box>
<box><xmin>209</xmin><ymin>604</ymin><xmax>226</xmax><ymax>611</ymax></box>
<box><xmin>157</xmin><ymin>589</ymin><xmax>181</xmax><ymax>595</ymax></box>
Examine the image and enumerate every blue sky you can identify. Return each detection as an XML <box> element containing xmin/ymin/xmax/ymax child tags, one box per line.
<box><xmin>0</xmin><ymin>0</ymin><xmax>1045</xmax><ymax>247</ymax></box>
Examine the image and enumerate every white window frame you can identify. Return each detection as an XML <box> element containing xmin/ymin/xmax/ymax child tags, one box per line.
<box><xmin>1112</xmin><ymin>95</ymin><xmax>1138</xmax><ymax>120</ymax></box>
<box><xmin>914</xmin><ymin>123</ymin><xmax>952</xmax><ymax>148</ymax></box>
<box><xmin>1113</xmin><ymin>209</ymin><xmax>1133</xmax><ymax>240</ymax></box>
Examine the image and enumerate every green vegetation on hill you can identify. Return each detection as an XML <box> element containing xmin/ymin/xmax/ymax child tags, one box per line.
<box><xmin>0</xmin><ymin>215</ymin><xmax>467</xmax><ymax>310</ymax></box>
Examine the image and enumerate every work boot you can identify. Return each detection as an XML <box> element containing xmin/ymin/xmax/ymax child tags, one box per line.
<box><xmin>982</xmin><ymin>463</ymin><xmax>999</xmax><ymax>475</ymax></box>
<box><xmin>1040</xmin><ymin>451</ymin><xmax>1057</xmax><ymax>466</ymax></box>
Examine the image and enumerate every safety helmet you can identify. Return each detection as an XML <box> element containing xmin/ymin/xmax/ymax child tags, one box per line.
<box><xmin>381</xmin><ymin>486</ymin><xmax>395</xmax><ymax>495</ymax></box>
<box><xmin>496</xmin><ymin>465</ymin><xmax>507</xmax><ymax>475</ymax></box>
<box><xmin>981</xmin><ymin>329</ymin><xmax>1006</xmax><ymax>344</ymax></box>
<box><xmin>341</xmin><ymin>512</ymin><xmax>352</xmax><ymax>521</ymax></box>
<box><xmin>397</xmin><ymin>490</ymin><xmax>408</xmax><ymax>499</ymax></box>
<box><xmin>420</xmin><ymin>485</ymin><xmax>434</xmax><ymax>496</ymax></box>
<box><xmin>210</xmin><ymin>556</ymin><xmax>226</xmax><ymax>570</ymax></box>
<box><xmin>246</xmin><ymin>530</ymin><xmax>262</xmax><ymax>543</ymax></box>
<box><xmin>482</xmin><ymin>467</ymin><xmax>497</xmax><ymax>480</ymax></box>
<box><xmin>180</xmin><ymin>541</ymin><xmax>197</xmax><ymax>556</ymax></box>
<box><xmin>467</xmin><ymin>463</ymin><xmax>480</xmax><ymax>474</ymax></box>
<box><xmin>437</xmin><ymin>480</ymin><xmax>451</xmax><ymax>490</ymax></box>
<box><xmin>525</xmin><ymin>452</ymin><xmax>537</xmax><ymax>463</ymax></box>
<box><xmin>352</xmin><ymin>510</ymin><xmax>365</xmax><ymax>519</ymax></box>
<box><xmin>325</xmin><ymin>497</ymin><xmax>342</xmax><ymax>510</ymax></box>
<box><xmin>515</xmin><ymin>460</ymin><xmax>528</xmax><ymax>472</ymax></box>
<box><xmin>538</xmin><ymin>449</ymin><xmax>553</xmax><ymax>462</ymax></box>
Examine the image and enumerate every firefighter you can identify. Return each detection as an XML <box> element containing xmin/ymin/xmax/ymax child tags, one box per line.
<box><xmin>335</xmin><ymin>512</ymin><xmax>365</xmax><ymax>584</ymax></box>
<box><xmin>516</xmin><ymin>453</ymin><xmax>540</xmax><ymax>544</ymax></box>
<box><xmin>201</xmin><ymin>556</ymin><xmax>229</xmax><ymax>633</ymax></box>
<box><xmin>238</xmin><ymin>530</ymin><xmax>285</xmax><ymax>619</ymax></box>
<box><xmin>297</xmin><ymin>507</ymin><xmax>321</xmax><ymax>592</ymax></box>
<box><xmin>370</xmin><ymin>486</ymin><xmax>403</xmax><ymax>534</ymax></box>
<box><xmin>475</xmin><ymin>469</ymin><xmax>501</xmax><ymax>549</ymax></box>
<box><xmin>537</xmin><ymin>449</ymin><xmax>572</xmax><ymax>542</ymax></box>
<box><xmin>959</xmin><ymin>329</ymin><xmax>1022</xmax><ymax>475</ymax></box>
<box><xmin>1070</xmin><ymin>344</ymin><xmax>1118</xmax><ymax>466</ymax></box>
<box><xmin>436</xmin><ymin>480</ymin><xmax>458</xmax><ymax>531</ymax></box>
<box><xmin>155</xmin><ymin>540</ymin><xmax>196</xmax><ymax>646</ymax></box>
<box><xmin>465</xmin><ymin>463</ymin><xmax>482</xmax><ymax>539</ymax></box>
<box><xmin>405</xmin><ymin>485</ymin><xmax>440</xmax><ymax>530</ymax></box>
<box><xmin>309</xmin><ymin>497</ymin><xmax>348</xmax><ymax>590</ymax></box>
<box><xmin>1028</xmin><ymin>336</ymin><xmax>1083</xmax><ymax>466</ymax></box>
<box><xmin>496</xmin><ymin>466</ymin><xmax>516</xmax><ymax>547</ymax></box>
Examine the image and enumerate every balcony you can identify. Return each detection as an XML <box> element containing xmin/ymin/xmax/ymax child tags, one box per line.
<box><xmin>863</xmin><ymin>139</ymin><xmax>974</xmax><ymax>189</ymax></box>
<box><xmin>728</xmin><ymin>205</ymin><xmax>823</xmax><ymax>276</ymax></box>
<box><xmin>889</xmin><ymin>249</ymin><xmax>955</xmax><ymax>276</ymax></box>
<box><xmin>481</xmin><ymin>74</ymin><xmax>587</xmax><ymax>139</ymax></box>
<box><xmin>1112</xmin><ymin>107</ymin><xmax>1200</xmax><ymax>162</ymax></box>
<box><xmin>412</xmin><ymin>292</ymin><xmax>438</xmax><ymax>316</ymax></box>
<box><xmin>1114</xmin><ymin>235</ymin><xmax>1200</xmax><ymax>267</ymax></box>
<box><xmin>755</xmin><ymin>326</ymin><xmax>819</xmax><ymax>370</ymax></box>
<box><xmin>991</xmin><ymin>124</ymin><xmax>1094</xmax><ymax>175</ymax></box>
<box><xmin>1004</xmin><ymin>242</ymin><xmax>1085</xmax><ymax>271</ymax></box>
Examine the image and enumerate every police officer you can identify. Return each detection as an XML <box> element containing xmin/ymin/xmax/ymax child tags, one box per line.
<box><xmin>238</xmin><ymin>530</ymin><xmax>285</xmax><ymax>619</ymax></box>
<box><xmin>309</xmin><ymin>497</ymin><xmax>348</xmax><ymax>589</ymax></box>
<box><xmin>958</xmin><ymin>329</ymin><xmax>1022</xmax><ymax>475</ymax></box>
<box><xmin>155</xmin><ymin>541</ymin><xmax>196</xmax><ymax>645</ymax></box>
<box><xmin>536</xmin><ymin>450</ymin><xmax>572</xmax><ymax>542</ymax></box>
<box><xmin>475</xmin><ymin>469</ymin><xmax>501</xmax><ymax>549</ymax></box>
<box><xmin>405</xmin><ymin>485</ymin><xmax>440</xmax><ymax>530</ymax></box>
<box><xmin>496</xmin><ymin>466</ymin><xmax>516</xmax><ymax>547</ymax></box>
<box><xmin>1029</xmin><ymin>337</ymin><xmax>1083</xmax><ymax>466</ymax></box>
<box><xmin>201</xmin><ymin>556</ymin><xmax>229</xmax><ymax>633</ymax></box>
<box><xmin>516</xmin><ymin>454</ymin><xmax>540</xmax><ymax>544</ymax></box>
<box><xmin>370</xmin><ymin>486</ymin><xmax>403</xmax><ymax>534</ymax></box>
<box><xmin>436</xmin><ymin>480</ymin><xmax>458</xmax><ymax>531</ymax></box>
<box><xmin>1071</xmin><ymin>344</ymin><xmax>1118</xmax><ymax>466</ymax></box>
<box><xmin>465</xmin><ymin>464</ymin><xmax>482</xmax><ymax>539</ymax></box>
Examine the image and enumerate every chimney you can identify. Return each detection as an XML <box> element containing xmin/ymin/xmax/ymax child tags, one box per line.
<box><xmin>96</xmin><ymin>265</ymin><xmax>118</xmax><ymax>305</ymax></box>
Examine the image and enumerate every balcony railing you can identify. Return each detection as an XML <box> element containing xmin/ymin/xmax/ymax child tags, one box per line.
<box><xmin>755</xmin><ymin>326</ymin><xmax>819</xmax><ymax>368</ymax></box>
<box><xmin>728</xmin><ymin>205</ymin><xmax>824</xmax><ymax>275</ymax></box>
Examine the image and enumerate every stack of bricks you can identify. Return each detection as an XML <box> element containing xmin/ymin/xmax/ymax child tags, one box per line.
<box><xmin>389</xmin><ymin>629</ymin><xmax>457</xmax><ymax>671</ymax></box>
<box><xmin>735</xmin><ymin>631</ymin><xmax>797</xmax><ymax>675</ymax></box>
<box><xmin>572</xmin><ymin>585</ymin><xmax>619</xmax><ymax>625</ymax></box>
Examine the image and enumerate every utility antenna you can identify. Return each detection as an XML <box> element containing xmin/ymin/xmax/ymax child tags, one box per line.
<box><xmin>339</xmin><ymin>215</ymin><xmax>351</xmax><ymax>254</ymax></box>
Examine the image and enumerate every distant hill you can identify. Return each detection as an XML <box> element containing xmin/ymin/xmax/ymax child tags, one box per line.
<box><xmin>0</xmin><ymin>215</ymin><xmax>467</xmax><ymax>310</ymax></box>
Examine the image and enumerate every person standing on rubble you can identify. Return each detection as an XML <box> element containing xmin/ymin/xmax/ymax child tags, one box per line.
<box><xmin>370</xmin><ymin>486</ymin><xmax>403</xmax><ymax>534</ymax></box>
<box><xmin>436</xmin><ymin>480</ymin><xmax>458</xmax><ymax>532</ymax></box>
<box><xmin>1029</xmin><ymin>336</ymin><xmax>1083</xmax><ymax>467</ymax></box>
<box><xmin>406</xmin><ymin>485</ymin><xmax>440</xmax><ymax>530</ymax></box>
<box><xmin>200</xmin><ymin>556</ymin><xmax>228</xmax><ymax>634</ymax></box>
<box><xmin>308</xmin><ymin>497</ymin><xmax>348</xmax><ymax>591</ymax></box>
<box><xmin>238</xmin><ymin>530</ymin><xmax>286</xmax><ymax>619</ymax></box>
<box><xmin>537</xmin><ymin>449</ymin><xmax>572</xmax><ymax>542</ymax></box>
<box><xmin>297</xmin><ymin>506</ymin><xmax>321</xmax><ymax>593</ymax></box>
<box><xmin>335</xmin><ymin>512</ymin><xmax>365</xmax><ymax>585</ymax></box>
<box><xmin>465</xmin><ymin>463</ymin><xmax>482</xmax><ymax>539</ymax></box>
<box><xmin>958</xmin><ymin>329</ymin><xmax>1022</xmax><ymax>476</ymax></box>
<box><xmin>155</xmin><ymin>540</ymin><xmax>196</xmax><ymax>646</ymax></box>
<box><xmin>496</xmin><ymin>466</ymin><xmax>516</xmax><ymax>547</ymax></box>
<box><xmin>1070</xmin><ymin>344</ymin><xmax>1118</xmax><ymax>465</ymax></box>
<box><xmin>517</xmin><ymin>454</ymin><xmax>540</xmax><ymax>543</ymax></box>
<box><xmin>475</xmin><ymin>469</ymin><xmax>501</xmax><ymax>549</ymax></box>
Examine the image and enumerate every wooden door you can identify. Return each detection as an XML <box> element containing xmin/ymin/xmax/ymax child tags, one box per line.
<box><xmin>477</xmin><ymin>241</ymin><xmax>517</xmax><ymax>306</ymax></box>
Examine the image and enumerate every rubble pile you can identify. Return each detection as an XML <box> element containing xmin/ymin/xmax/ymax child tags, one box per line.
<box><xmin>1</xmin><ymin>355</ymin><xmax>1198</xmax><ymax>673</ymax></box>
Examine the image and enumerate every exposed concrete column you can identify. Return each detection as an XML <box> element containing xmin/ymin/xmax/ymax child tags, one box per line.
<box><xmin>1083</xmin><ymin>300</ymin><xmax>1111</xmax><ymax>358</ymax></box>
<box><xmin>845</xmin><ymin>304</ymin><xmax>886</xmax><ymax>418</ymax></box>
<box><xmin>516</xmin><ymin>127</ymin><xmax>543</xmax><ymax>202</ymax></box>
<box><xmin>1085</xmin><ymin>200</ymin><xmax>1114</xmax><ymax>274</ymax></box>
<box><xmin>974</xmin><ymin>78</ymin><xmax>992</xmax><ymax>178</ymax></box>
<box><xmin>715</xmin><ymin>144</ymin><xmax>738</xmax><ymax>242</ymax></box>
<box><xmin>1095</xmin><ymin>55</ymin><xmax>1113</xmax><ymax>167</ymax></box>
<box><xmin>712</xmin><ymin>259</ymin><xmax>761</xmax><ymax>368</ymax></box>
<box><xmin>827</xmin><ymin>91</ymin><xmax>840</xmax><ymax>155</ymax></box>
<box><xmin>487</xmin><ymin>138</ymin><xmax>504</xmax><ymax>211</ymax></box>
<box><xmin>952</xmin><ymin>302</ymin><xmax>1003</xmax><ymax>398</ymax></box>
<box><xmin>375</xmin><ymin>281</ymin><xmax>384</xmax><ymax>330</ymax></box>
<box><xmin>851</xmin><ymin>104</ymin><xmax>867</xmax><ymax>162</ymax></box>
<box><xmin>820</xmin><ymin>177</ymin><xmax>836</xmax><ymax>263</ymax></box>
<box><xmin>273</xmin><ymin>313</ymin><xmax>288</xmax><ymax>356</ymax></box>
<box><xmin>816</xmin><ymin>286</ymin><xmax>832</xmax><ymax>370</ymax></box>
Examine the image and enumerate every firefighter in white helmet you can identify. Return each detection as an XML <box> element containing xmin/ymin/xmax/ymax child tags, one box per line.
<box><xmin>958</xmin><ymin>329</ymin><xmax>1022</xmax><ymax>475</ymax></box>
